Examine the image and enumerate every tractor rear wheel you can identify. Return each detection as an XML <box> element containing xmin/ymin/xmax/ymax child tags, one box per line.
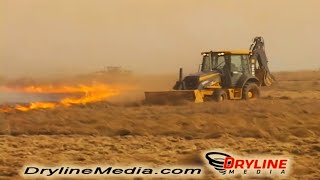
<box><xmin>213</xmin><ymin>90</ymin><xmax>228</xmax><ymax>102</ymax></box>
<box><xmin>242</xmin><ymin>83</ymin><xmax>260</xmax><ymax>100</ymax></box>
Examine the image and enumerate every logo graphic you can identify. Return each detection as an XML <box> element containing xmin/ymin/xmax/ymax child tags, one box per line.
<box><xmin>204</xmin><ymin>151</ymin><xmax>290</xmax><ymax>177</ymax></box>
<box><xmin>205</xmin><ymin>152</ymin><xmax>231</xmax><ymax>175</ymax></box>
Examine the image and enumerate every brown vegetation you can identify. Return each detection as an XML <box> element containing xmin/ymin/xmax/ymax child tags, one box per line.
<box><xmin>0</xmin><ymin>71</ymin><xmax>319</xmax><ymax>179</ymax></box>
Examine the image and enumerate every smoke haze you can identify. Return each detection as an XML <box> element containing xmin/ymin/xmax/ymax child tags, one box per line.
<box><xmin>1</xmin><ymin>0</ymin><xmax>320</xmax><ymax>78</ymax></box>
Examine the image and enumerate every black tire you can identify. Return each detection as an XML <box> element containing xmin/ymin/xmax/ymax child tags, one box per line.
<box><xmin>242</xmin><ymin>83</ymin><xmax>260</xmax><ymax>100</ymax></box>
<box><xmin>213</xmin><ymin>90</ymin><xmax>228</xmax><ymax>102</ymax></box>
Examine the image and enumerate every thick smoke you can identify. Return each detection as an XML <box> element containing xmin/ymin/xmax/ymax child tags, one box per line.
<box><xmin>1</xmin><ymin>0</ymin><xmax>320</xmax><ymax>78</ymax></box>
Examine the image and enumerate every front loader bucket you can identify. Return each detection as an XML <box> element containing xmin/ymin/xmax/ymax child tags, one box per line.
<box><xmin>144</xmin><ymin>90</ymin><xmax>204</xmax><ymax>104</ymax></box>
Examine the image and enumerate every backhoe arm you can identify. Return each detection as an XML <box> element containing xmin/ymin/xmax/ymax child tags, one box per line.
<box><xmin>249</xmin><ymin>37</ymin><xmax>275</xmax><ymax>86</ymax></box>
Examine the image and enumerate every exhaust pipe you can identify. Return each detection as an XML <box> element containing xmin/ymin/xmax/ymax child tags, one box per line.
<box><xmin>179</xmin><ymin>67</ymin><xmax>183</xmax><ymax>82</ymax></box>
<box><xmin>173</xmin><ymin>67</ymin><xmax>185</xmax><ymax>90</ymax></box>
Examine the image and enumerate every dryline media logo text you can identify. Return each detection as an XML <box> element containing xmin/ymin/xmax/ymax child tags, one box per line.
<box><xmin>204</xmin><ymin>151</ymin><xmax>291</xmax><ymax>177</ymax></box>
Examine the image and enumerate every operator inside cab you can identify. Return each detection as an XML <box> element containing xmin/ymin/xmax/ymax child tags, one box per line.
<box><xmin>201</xmin><ymin>52</ymin><xmax>250</xmax><ymax>87</ymax></box>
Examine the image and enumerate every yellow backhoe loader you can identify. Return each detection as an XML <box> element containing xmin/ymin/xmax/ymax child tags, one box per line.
<box><xmin>145</xmin><ymin>37</ymin><xmax>275</xmax><ymax>103</ymax></box>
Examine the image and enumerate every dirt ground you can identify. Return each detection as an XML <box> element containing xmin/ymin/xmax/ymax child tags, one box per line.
<box><xmin>0</xmin><ymin>71</ymin><xmax>320</xmax><ymax>179</ymax></box>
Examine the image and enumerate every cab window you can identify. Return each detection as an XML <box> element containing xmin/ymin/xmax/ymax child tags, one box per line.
<box><xmin>201</xmin><ymin>55</ymin><xmax>212</xmax><ymax>71</ymax></box>
<box><xmin>213</xmin><ymin>55</ymin><xmax>225</xmax><ymax>70</ymax></box>
<box><xmin>241</xmin><ymin>55</ymin><xmax>250</xmax><ymax>74</ymax></box>
<box><xmin>230</xmin><ymin>55</ymin><xmax>242</xmax><ymax>72</ymax></box>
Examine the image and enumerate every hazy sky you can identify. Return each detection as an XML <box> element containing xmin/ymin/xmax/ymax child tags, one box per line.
<box><xmin>1</xmin><ymin>0</ymin><xmax>320</xmax><ymax>78</ymax></box>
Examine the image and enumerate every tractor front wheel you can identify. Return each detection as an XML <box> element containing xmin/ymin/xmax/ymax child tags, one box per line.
<box><xmin>213</xmin><ymin>90</ymin><xmax>228</xmax><ymax>102</ymax></box>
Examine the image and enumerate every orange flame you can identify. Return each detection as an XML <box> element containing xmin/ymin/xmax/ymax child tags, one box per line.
<box><xmin>0</xmin><ymin>82</ymin><xmax>125</xmax><ymax>112</ymax></box>
<box><xmin>15</xmin><ymin>102</ymin><xmax>56</xmax><ymax>112</ymax></box>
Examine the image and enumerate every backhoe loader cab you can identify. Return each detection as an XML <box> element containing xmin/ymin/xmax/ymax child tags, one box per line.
<box><xmin>200</xmin><ymin>51</ymin><xmax>255</xmax><ymax>88</ymax></box>
<box><xmin>145</xmin><ymin>36</ymin><xmax>275</xmax><ymax>103</ymax></box>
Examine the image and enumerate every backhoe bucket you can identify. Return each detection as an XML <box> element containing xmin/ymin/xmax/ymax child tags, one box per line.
<box><xmin>144</xmin><ymin>90</ymin><xmax>204</xmax><ymax>104</ymax></box>
<box><xmin>263</xmin><ymin>72</ymin><xmax>276</xmax><ymax>86</ymax></box>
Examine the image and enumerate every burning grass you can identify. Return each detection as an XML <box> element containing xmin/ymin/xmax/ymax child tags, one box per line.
<box><xmin>0</xmin><ymin>82</ymin><xmax>128</xmax><ymax>112</ymax></box>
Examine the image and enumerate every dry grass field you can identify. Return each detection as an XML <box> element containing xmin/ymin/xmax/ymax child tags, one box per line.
<box><xmin>0</xmin><ymin>70</ymin><xmax>319</xmax><ymax>179</ymax></box>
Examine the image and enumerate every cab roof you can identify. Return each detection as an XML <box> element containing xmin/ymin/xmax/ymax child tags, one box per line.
<box><xmin>201</xmin><ymin>50</ymin><xmax>251</xmax><ymax>55</ymax></box>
